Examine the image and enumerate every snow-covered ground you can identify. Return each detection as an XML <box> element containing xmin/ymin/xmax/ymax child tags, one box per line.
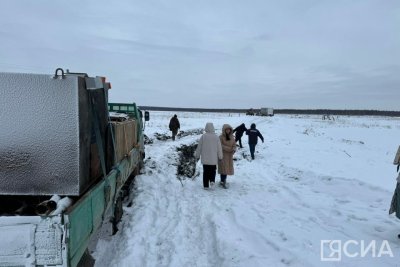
<box><xmin>94</xmin><ymin>112</ymin><xmax>400</xmax><ymax>267</ymax></box>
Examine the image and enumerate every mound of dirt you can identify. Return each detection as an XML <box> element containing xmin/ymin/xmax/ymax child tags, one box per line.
<box><xmin>154</xmin><ymin>132</ymin><xmax>171</xmax><ymax>141</ymax></box>
<box><xmin>177</xmin><ymin>129</ymin><xmax>203</xmax><ymax>138</ymax></box>
<box><xmin>144</xmin><ymin>134</ymin><xmax>154</xmax><ymax>144</ymax></box>
<box><xmin>153</xmin><ymin>129</ymin><xmax>203</xmax><ymax>142</ymax></box>
<box><xmin>176</xmin><ymin>143</ymin><xmax>198</xmax><ymax>178</ymax></box>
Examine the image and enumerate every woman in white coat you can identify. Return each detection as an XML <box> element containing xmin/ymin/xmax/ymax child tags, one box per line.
<box><xmin>195</xmin><ymin>122</ymin><xmax>223</xmax><ymax>189</ymax></box>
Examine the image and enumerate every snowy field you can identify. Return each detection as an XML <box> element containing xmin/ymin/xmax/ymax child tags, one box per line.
<box><xmin>94</xmin><ymin>111</ymin><xmax>400</xmax><ymax>267</ymax></box>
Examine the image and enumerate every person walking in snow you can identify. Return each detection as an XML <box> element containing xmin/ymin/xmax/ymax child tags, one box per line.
<box><xmin>233</xmin><ymin>123</ymin><xmax>247</xmax><ymax>148</ymax></box>
<box><xmin>218</xmin><ymin>124</ymin><xmax>236</xmax><ymax>188</ymax></box>
<box><xmin>195</xmin><ymin>122</ymin><xmax>223</xmax><ymax>189</ymax></box>
<box><xmin>246</xmin><ymin>123</ymin><xmax>264</xmax><ymax>160</ymax></box>
<box><xmin>169</xmin><ymin>114</ymin><xmax>180</xmax><ymax>141</ymax></box>
<box><xmin>389</xmin><ymin>149</ymin><xmax>400</xmax><ymax>238</ymax></box>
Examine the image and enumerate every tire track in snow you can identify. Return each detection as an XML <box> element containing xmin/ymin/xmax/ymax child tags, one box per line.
<box><xmin>139</xmin><ymin>147</ymin><xmax>183</xmax><ymax>267</ymax></box>
<box><xmin>104</xmin><ymin>134</ymin><xmax>225</xmax><ymax>267</ymax></box>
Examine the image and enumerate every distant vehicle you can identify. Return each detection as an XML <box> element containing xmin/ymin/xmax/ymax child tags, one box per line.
<box><xmin>322</xmin><ymin>114</ymin><xmax>335</xmax><ymax>121</ymax></box>
<box><xmin>259</xmin><ymin>108</ymin><xmax>274</xmax><ymax>116</ymax></box>
<box><xmin>246</xmin><ymin>108</ymin><xmax>255</xmax><ymax>116</ymax></box>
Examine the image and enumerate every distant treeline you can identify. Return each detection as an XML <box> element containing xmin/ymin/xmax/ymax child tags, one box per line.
<box><xmin>139</xmin><ymin>106</ymin><xmax>247</xmax><ymax>113</ymax></box>
<box><xmin>275</xmin><ymin>109</ymin><xmax>400</xmax><ymax>117</ymax></box>
<box><xmin>139</xmin><ymin>106</ymin><xmax>400</xmax><ymax>117</ymax></box>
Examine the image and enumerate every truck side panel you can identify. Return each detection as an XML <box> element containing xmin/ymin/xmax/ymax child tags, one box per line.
<box><xmin>67</xmin><ymin>192</ymin><xmax>95</xmax><ymax>265</ymax></box>
<box><xmin>66</xmin><ymin>148</ymin><xmax>140</xmax><ymax>267</ymax></box>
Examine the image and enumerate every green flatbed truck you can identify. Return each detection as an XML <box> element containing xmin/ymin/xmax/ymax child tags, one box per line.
<box><xmin>0</xmin><ymin>70</ymin><xmax>149</xmax><ymax>266</ymax></box>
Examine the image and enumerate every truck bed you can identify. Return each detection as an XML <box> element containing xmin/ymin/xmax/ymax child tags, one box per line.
<box><xmin>0</xmin><ymin>147</ymin><xmax>141</xmax><ymax>267</ymax></box>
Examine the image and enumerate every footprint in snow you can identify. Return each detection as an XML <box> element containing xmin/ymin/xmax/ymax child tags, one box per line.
<box><xmin>268</xmin><ymin>188</ymin><xmax>278</xmax><ymax>193</ymax></box>
<box><xmin>374</xmin><ymin>226</ymin><xmax>386</xmax><ymax>233</ymax></box>
<box><xmin>331</xmin><ymin>210</ymin><xmax>342</xmax><ymax>216</ymax></box>
<box><xmin>335</xmin><ymin>199</ymin><xmax>351</xmax><ymax>205</ymax></box>
<box><xmin>347</xmin><ymin>214</ymin><xmax>368</xmax><ymax>221</ymax></box>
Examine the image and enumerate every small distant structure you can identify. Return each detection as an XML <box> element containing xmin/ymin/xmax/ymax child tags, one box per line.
<box><xmin>258</xmin><ymin>107</ymin><xmax>274</xmax><ymax>116</ymax></box>
<box><xmin>246</xmin><ymin>108</ymin><xmax>255</xmax><ymax>116</ymax></box>
<box><xmin>322</xmin><ymin>114</ymin><xmax>335</xmax><ymax>121</ymax></box>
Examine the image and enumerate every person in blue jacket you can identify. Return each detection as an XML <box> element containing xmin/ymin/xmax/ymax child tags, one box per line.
<box><xmin>246</xmin><ymin>123</ymin><xmax>264</xmax><ymax>160</ymax></box>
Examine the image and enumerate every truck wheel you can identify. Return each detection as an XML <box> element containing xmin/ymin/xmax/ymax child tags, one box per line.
<box><xmin>78</xmin><ymin>249</ymin><xmax>95</xmax><ymax>267</ymax></box>
<box><xmin>112</xmin><ymin>194</ymin><xmax>123</xmax><ymax>235</ymax></box>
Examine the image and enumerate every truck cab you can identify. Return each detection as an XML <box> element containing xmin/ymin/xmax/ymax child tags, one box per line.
<box><xmin>259</xmin><ymin>107</ymin><xmax>274</xmax><ymax>116</ymax></box>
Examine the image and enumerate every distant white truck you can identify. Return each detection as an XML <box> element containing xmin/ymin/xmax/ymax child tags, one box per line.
<box><xmin>259</xmin><ymin>107</ymin><xmax>274</xmax><ymax>116</ymax></box>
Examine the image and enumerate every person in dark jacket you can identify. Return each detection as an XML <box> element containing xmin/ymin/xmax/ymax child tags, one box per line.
<box><xmin>246</xmin><ymin>123</ymin><xmax>264</xmax><ymax>160</ymax></box>
<box><xmin>233</xmin><ymin>123</ymin><xmax>247</xmax><ymax>148</ymax></box>
<box><xmin>169</xmin><ymin>114</ymin><xmax>180</xmax><ymax>141</ymax></box>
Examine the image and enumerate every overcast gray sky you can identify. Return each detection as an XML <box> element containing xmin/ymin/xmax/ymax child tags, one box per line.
<box><xmin>0</xmin><ymin>0</ymin><xmax>399</xmax><ymax>110</ymax></box>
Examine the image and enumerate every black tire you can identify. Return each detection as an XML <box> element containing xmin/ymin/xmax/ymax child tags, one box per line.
<box><xmin>77</xmin><ymin>249</ymin><xmax>95</xmax><ymax>267</ymax></box>
<box><xmin>112</xmin><ymin>194</ymin><xmax>123</xmax><ymax>235</ymax></box>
